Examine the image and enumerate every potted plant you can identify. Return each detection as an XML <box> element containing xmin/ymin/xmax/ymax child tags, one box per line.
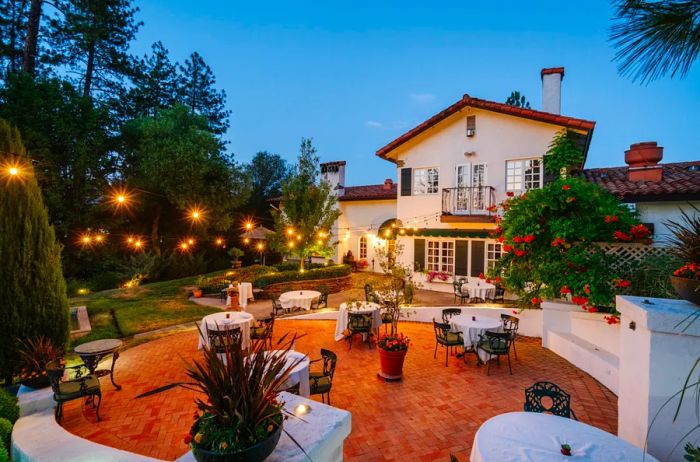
<box><xmin>666</xmin><ymin>206</ymin><xmax>700</xmax><ymax>305</ymax></box>
<box><xmin>228</xmin><ymin>247</ymin><xmax>245</xmax><ymax>269</ymax></box>
<box><xmin>184</xmin><ymin>327</ymin><xmax>303</xmax><ymax>461</ymax></box>
<box><xmin>16</xmin><ymin>337</ymin><xmax>64</xmax><ymax>389</ymax></box>
<box><xmin>377</xmin><ymin>332</ymin><xmax>410</xmax><ymax>380</ymax></box>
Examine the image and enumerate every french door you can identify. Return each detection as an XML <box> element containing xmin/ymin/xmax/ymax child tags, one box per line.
<box><xmin>455</xmin><ymin>163</ymin><xmax>487</xmax><ymax>214</ymax></box>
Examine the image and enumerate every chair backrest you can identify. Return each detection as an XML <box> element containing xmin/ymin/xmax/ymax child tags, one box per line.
<box><xmin>45</xmin><ymin>359</ymin><xmax>66</xmax><ymax>393</ymax></box>
<box><xmin>207</xmin><ymin>325</ymin><xmax>241</xmax><ymax>353</ymax></box>
<box><xmin>524</xmin><ymin>381</ymin><xmax>574</xmax><ymax>419</ymax></box>
<box><xmin>270</xmin><ymin>296</ymin><xmax>283</xmax><ymax>311</ymax></box>
<box><xmin>500</xmin><ymin>314</ymin><xmax>520</xmax><ymax>334</ymax></box>
<box><xmin>442</xmin><ymin>308</ymin><xmax>461</xmax><ymax>323</ymax></box>
<box><xmin>364</xmin><ymin>284</ymin><xmax>373</xmax><ymax>302</ymax></box>
<box><xmin>348</xmin><ymin>312</ymin><xmax>372</xmax><ymax>330</ymax></box>
<box><xmin>482</xmin><ymin>331</ymin><xmax>512</xmax><ymax>352</ymax></box>
<box><xmin>432</xmin><ymin>318</ymin><xmax>452</xmax><ymax>340</ymax></box>
<box><xmin>257</xmin><ymin>315</ymin><xmax>275</xmax><ymax>336</ymax></box>
<box><xmin>495</xmin><ymin>286</ymin><xmax>505</xmax><ymax>296</ymax></box>
<box><xmin>320</xmin><ymin>348</ymin><xmax>338</xmax><ymax>381</ymax></box>
<box><xmin>318</xmin><ymin>285</ymin><xmax>329</xmax><ymax>303</ymax></box>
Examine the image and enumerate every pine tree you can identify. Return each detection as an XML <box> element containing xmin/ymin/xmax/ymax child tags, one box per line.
<box><xmin>505</xmin><ymin>90</ymin><xmax>531</xmax><ymax>109</ymax></box>
<box><xmin>0</xmin><ymin>118</ymin><xmax>69</xmax><ymax>381</ymax></box>
<box><xmin>47</xmin><ymin>0</ymin><xmax>141</xmax><ymax>97</ymax></box>
<box><xmin>178</xmin><ymin>52</ymin><xmax>230</xmax><ymax>134</ymax></box>
<box><xmin>0</xmin><ymin>0</ymin><xmax>28</xmax><ymax>74</ymax></box>
<box><xmin>122</xmin><ymin>41</ymin><xmax>179</xmax><ymax>118</ymax></box>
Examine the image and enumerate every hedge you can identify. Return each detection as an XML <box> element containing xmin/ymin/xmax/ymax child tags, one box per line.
<box><xmin>0</xmin><ymin>390</ymin><xmax>18</xmax><ymax>424</ymax></box>
<box><xmin>0</xmin><ymin>445</ymin><xmax>8</xmax><ymax>462</ymax></box>
<box><xmin>0</xmin><ymin>418</ymin><xmax>10</xmax><ymax>452</ymax></box>
<box><xmin>272</xmin><ymin>262</ymin><xmax>325</xmax><ymax>272</ymax></box>
<box><xmin>254</xmin><ymin>265</ymin><xmax>352</xmax><ymax>288</ymax></box>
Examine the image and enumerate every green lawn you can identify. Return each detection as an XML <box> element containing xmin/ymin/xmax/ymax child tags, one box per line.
<box><xmin>69</xmin><ymin>272</ymin><xmax>224</xmax><ymax>346</ymax></box>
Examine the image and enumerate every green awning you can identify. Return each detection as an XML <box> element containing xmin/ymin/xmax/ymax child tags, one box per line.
<box><xmin>393</xmin><ymin>228</ymin><xmax>492</xmax><ymax>239</ymax></box>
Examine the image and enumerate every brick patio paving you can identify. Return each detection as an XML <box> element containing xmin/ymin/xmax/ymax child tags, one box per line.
<box><xmin>61</xmin><ymin>319</ymin><xmax>617</xmax><ymax>461</ymax></box>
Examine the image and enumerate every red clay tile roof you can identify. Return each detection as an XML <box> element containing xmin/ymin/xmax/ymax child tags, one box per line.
<box><xmin>583</xmin><ymin>161</ymin><xmax>700</xmax><ymax>201</ymax></box>
<box><xmin>338</xmin><ymin>183</ymin><xmax>397</xmax><ymax>201</ymax></box>
<box><xmin>376</xmin><ymin>94</ymin><xmax>595</xmax><ymax>161</ymax></box>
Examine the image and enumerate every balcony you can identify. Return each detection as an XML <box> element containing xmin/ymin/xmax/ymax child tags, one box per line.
<box><xmin>441</xmin><ymin>186</ymin><xmax>496</xmax><ymax>223</ymax></box>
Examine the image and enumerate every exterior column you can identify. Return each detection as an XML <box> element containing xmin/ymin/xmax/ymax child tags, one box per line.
<box><xmin>617</xmin><ymin>295</ymin><xmax>700</xmax><ymax>460</ymax></box>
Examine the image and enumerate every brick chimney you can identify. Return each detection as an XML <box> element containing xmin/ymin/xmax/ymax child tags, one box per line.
<box><xmin>541</xmin><ymin>67</ymin><xmax>564</xmax><ymax>114</ymax></box>
<box><xmin>383</xmin><ymin>178</ymin><xmax>393</xmax><ymax>190</ymax></box>
<box><xmin>625</xmin><ymin>142</ymin><xmax>663</xmax><ymax>182</ymax></box>
<box><xmin>320</xmin><ymin>161</ymin><xmax>346</xmax><ymax>196</ymax></box>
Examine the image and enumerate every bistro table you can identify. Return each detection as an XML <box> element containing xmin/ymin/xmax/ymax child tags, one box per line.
<box><xmin>280</xmin><ymin>290</ymin><xmax>321</xmax><ymax>311</ymax></box>
<box><xmin>74</xmin><ymin>339</ymin><xmax>123</xmax><ymax>390</ymax></box>
<box><xmin>334</xmin><ymin>302</ymin><xmax>382</xmax><ymax>341</ymax></box>
<box><xmin>258</xmin><ymin>350</ymin><xmax>311</xmax><ymax>397</ymax></box>
<box><xmin>449</xmin><ymin>314</ymin><xmax>501</xmax><ymax>362</ymax></box>
<box><xmin>226</xmin><ymin>282</ymin><xmax>254</xmax><ymax>309</ymax></box>
<box><xmin>462</xmin><ymin>281</ymin><xmax>496</xmax><ymax>302</ymax></box>
<box><xmin>198</xmin><ymin>311</ymin><xmax>254</xmax><ymax>350</ymax></box>
<box><xmin>471</xmin><ymin>411</ymin><xmax>660</xmax><ymax>462</ymax></box>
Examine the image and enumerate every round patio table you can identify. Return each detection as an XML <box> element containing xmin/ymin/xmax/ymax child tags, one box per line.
<box><xmin>471</xmin><ymin>411</ymin><xmax>659</xmax><ymax>462</ymax></box>
<box><xmin>279</xmin><ymin>290</ymin><xmax>321</xmax><ymax>311</ymax></box>
<box><xmin>198</xmin><ymin>311</ymin><xmax>254</xmax><ymax>350</ymax></box>
<box><xmin>251</xmin><ymin>350</ymin><xmax>311</xmax><ymax>397</ymax></box>
<box><xmin>74</xmin><ymin>338</ymin><xmax>123</xmax><ymax>390</ymax></box>
<box><xmin>449</xmin><ymin>314</ymin><xmax>501</xmax><ymax>362</ymax></box>
<box><xmin>461</xmin><ymin>281</ymin><xmax>496</xmax><ymax>301</ymax></box>
<box><xmin>334</xmin><ymin>302</ymin><xmax>382</xmax><ymax>340</ymax></box>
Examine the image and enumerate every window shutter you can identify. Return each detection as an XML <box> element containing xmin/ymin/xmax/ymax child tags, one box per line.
<box><xmin>401</xmin><ymin>168</ymin><xmax>412</xmax><ymax>196</ymax></box>
<box><xmin>414</xmin><ymin>238</ymin><xmax>425</xmax><ymax>271</ymax></box>
<box><xmin>455</xmin><ymin>240</ymin><xmax>468</xmax><ymax>276</ymax></box>
<box><xmin>470</xmin><ymin>240</ymin><xmax>485</xmax><ymax>277</ymax></box>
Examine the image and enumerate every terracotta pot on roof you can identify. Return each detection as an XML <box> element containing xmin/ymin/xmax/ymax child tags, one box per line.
<box><xmin>625</xmin><ymin>142</ymin><xmax>663</xmax><ymax>168</ymax></box>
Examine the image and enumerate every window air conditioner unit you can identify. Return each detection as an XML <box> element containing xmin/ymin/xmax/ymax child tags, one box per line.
<box><xmin>466</xmin><ymin>128</ymin><xmax>476</xmax><ymax>137</ymax></box>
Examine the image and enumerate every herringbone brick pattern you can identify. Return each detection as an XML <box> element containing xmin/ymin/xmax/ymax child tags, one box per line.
<box><xmin>61</xmin><ymin>320</ymin><xmax>617</xmax><ymax>461</ymax></box>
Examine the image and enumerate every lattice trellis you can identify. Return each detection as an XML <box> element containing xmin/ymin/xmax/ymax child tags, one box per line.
<box><xmin>596</xmin><ymin>243</ymin><xmax>668</xmax><ymax>273</ymax></box>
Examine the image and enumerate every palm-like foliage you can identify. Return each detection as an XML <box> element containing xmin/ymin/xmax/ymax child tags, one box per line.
<box><xmin>611</xmin><ymin>0</ymin><xmax>700</xmax><ymax>83</ymax></box>
<box><xmin>666</xmin><ymin>204</ymin><xmax>700</xmax><ymax>264</ymax></box>
<box><xmin>184</xmin><ymin>327</ymin><xmax>303</xmax><ymax>451</ymax></box>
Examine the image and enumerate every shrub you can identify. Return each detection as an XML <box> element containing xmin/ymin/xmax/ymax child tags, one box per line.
<box><xmin>619</xmin><ymin>252</ymin><xmax>680</xmax><ymax>299</ymax></box>
<box><xmin>0</xmin><ymin>389</ymin><xmax>18</xmax><ymax>424</ymax></box>
<box><xmin>0</xmin><ymin>418</ymin><xmax>11</xmax><ymax>452</ymax></box>
<box><xmin>272</xmin><ymin>261</ymin><xmax>324</xmax><ymax>272</ymax></box>
<box><xmin>0</xmin><ymin>120</ymin><xmax>69</xmax><ymax>381</ymax></box>
<box><xmin>0</xmin><ymin>445</ymin><xmax>8</xmax><ymax>462</ymax></box>
<box><xmin>254</xmin><ymin>265</ymin><xmax>351</xmax><ymax>288</ymax></box>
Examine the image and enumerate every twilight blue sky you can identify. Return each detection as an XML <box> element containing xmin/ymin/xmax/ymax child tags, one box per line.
<box><xmin>132</xmin><ymin>0</ymin><xmax>700</xmax><ymax>186</ymax></box>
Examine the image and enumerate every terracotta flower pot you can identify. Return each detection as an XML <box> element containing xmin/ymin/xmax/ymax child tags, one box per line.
<box><xmin>192</xmin><ymin>422</ymin><xmax>282</xmax><ymax>462</ymax></box>
<box><xmin>193</xmin><ymin>289</ymin><xmax>203</xmax><ymax>298</ymax></box>
<box><xmin>378</xmin><ymin>348</ymin><xmax>407</xmax><ymax>380</ymax></box>
<box><xmin>670</xmin><ymin>276</ymin><xmax>700</xmax><ymax>306</ymax></box>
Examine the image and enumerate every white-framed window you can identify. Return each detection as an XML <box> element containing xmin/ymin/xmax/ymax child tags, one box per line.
<box><xmin>426</xmin><ymin>240</ymin><xmax>454</xmax><ymax>273</ymax></box>
<box><xmin>487</xmin><ymin>242</ymin><xmax>502</xmax><ymax>270</ymax></box>
<box><xmin>413</xmin><ymin>167</ymin><xmax>439</xmax><ymax>195</ymax></box>
<box><xmin>359</xmin><ymin>236</ymin><xmax>368</xmax><ymax>259</ymax></box>
<box><xmin>506</xmin><ymin>159</ymin><xmax>543</xmax><ymax>193</ymax></box>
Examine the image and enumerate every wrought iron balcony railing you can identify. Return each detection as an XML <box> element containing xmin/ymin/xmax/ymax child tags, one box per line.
<box><xmin>442</xmin><ymin>186</ymin><xmax>496</xmax><ymax>216</ymax></box>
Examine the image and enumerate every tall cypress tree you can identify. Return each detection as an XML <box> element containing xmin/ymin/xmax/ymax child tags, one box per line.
<box><xmin>0</xmin><ymin>118</ymin><xmax>69</xmax><ymax>381</ymax></box>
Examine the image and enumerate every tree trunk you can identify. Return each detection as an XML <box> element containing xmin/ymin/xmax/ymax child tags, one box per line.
<box><xmin>299</xmin><ymin>254</ymin><xmax>305</xmax><ymax>271</ymax></box>
<box><xmin>151</xmin><ymin>203</ymin><xmax>161</xmax><ymax>256</ymax></box>
<box><xmin>83</xmin><ymin>42</ymin><xmax>95</xmax><ymax>97</ymax></box>
<box><xmin>22</xmin><ymin>0</ymin><xmax>41</xmax><ymax>75</ymax></box>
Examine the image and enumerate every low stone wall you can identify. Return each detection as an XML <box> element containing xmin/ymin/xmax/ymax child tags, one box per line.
<box><xmin>260</xmin><ymin>275</ymin><xmax>352</xmax><ymax>298</ymax></box>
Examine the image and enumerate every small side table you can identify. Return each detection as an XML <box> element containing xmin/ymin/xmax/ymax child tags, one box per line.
<box><xmin>74</xmin><ymin>339</ymin><xmax>123</xmax><ymax>390</ymax></box>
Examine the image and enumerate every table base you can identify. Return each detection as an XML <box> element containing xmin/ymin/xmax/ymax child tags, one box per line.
<box><xmin>80</xmin><ymin>350</ymin><xmax>122</xmax><ymax>390</ymax></box>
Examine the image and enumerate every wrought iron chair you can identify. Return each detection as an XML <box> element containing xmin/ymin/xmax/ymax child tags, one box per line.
<box><xmin>271</xmin><ymin>295</ymin><xmax>287</xmax><ymax>316</ymax></box>
<box><xmin>46</xmin><ymin>358</ymin><xmax>102</xmax><ymax>422</ymax></box>
<box><xmin>441</xmin><ymin>308</ymin><xmax>462</xmax><ymax>324</ymax></box>
<box><xmin>500</xmin><ymin>313</ymin><xmax>520</xmax><ymax>359</ymax></box>
<box><xmin>317</xmin><ymin>285</ymin><xmax>330</xmax><ymax>308</ymax></box>
<box><xmin>250</xmin><ymin>314</ymin><xmax>275</xmax><ymax>348</ymax></box>
<box><xmin>347</xmin><ymin>312</ymin><xmax>373</xmax><ymax>350</ymax></box>
<box><xmin>432</xmin><ymin>319</ymin><xmax>465</xmax><ymax>367</ymax></box>
<box><xmin>453</xmin><ymin>279</ymin><xmax>469</xmax><ymax>304</ymax></box>
<box><xmin>380</xmin><ymin>307</ymin><xmax>393</xmax><ymax>333</ymax></box>
<box><xmin>524</xmin><ymin>381</ymin><xmax>578</xmax><ymax>420</ymax></box>
<box><xmin>476</xmin><ymin>331</ymin><xmax>514</xmax><ymax>375</ymax></box>
<box><xmin>309</xmin><ymin>348</ymin><xmax>338</xmax><ymax>404</ymax></box>
<box><xmin>490</xmin><ymin>285</ymin><xmax>505</xmax><ymax>303</ymax></box>
<box><xmin>206</xmin><ymin>325</ymin><xmax>242</xmax><ymax>355</ymax></box>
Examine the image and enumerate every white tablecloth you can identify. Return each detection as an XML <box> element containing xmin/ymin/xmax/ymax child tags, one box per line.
<box><xmin>225</xmin><ymin>282</ymin><xmax>255</xmax><ymax>308</ymax></box>
<box><xmin>262</xmin><ymin>350</ymin><xmax>311</xmax><ymax>397</ymax></box>
<box><xmin>450</xmin><ymin>314</ymin><xmax>501</xmax><ymax>362</ymax></box>
<box><xmin>198</xmin><ymin>311</ymin><xmax>254</xmax><ymax>350</ymax></box>
<box><xmin>462</xmin><ymin>282</ymin><xmax>496</xmax><ymax>300</ymax></box>
<box><xmin>375</xmin><ymin>290</ymin><xmax>403</xmax><ymax>302</ymax></box>
<box><xmin>280</xmin><ymin>290</ymin><xmax>321</xmax><ymax>311</ymax></box>
<box><xmin>471</xmin><ymin>412</ymin><xmax>659</xmax><ymax>462</ymax></box>
<box><xmin>334</xmin><ymin>302</ymin><xmax>382</xmax><ymax>341</ymax></box>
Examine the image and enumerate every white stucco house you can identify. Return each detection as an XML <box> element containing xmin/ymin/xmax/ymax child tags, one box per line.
<box><xmin>323</xmin><ymin>67</ymin><xmax>700</xmax><ymax>292</ymax></box>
